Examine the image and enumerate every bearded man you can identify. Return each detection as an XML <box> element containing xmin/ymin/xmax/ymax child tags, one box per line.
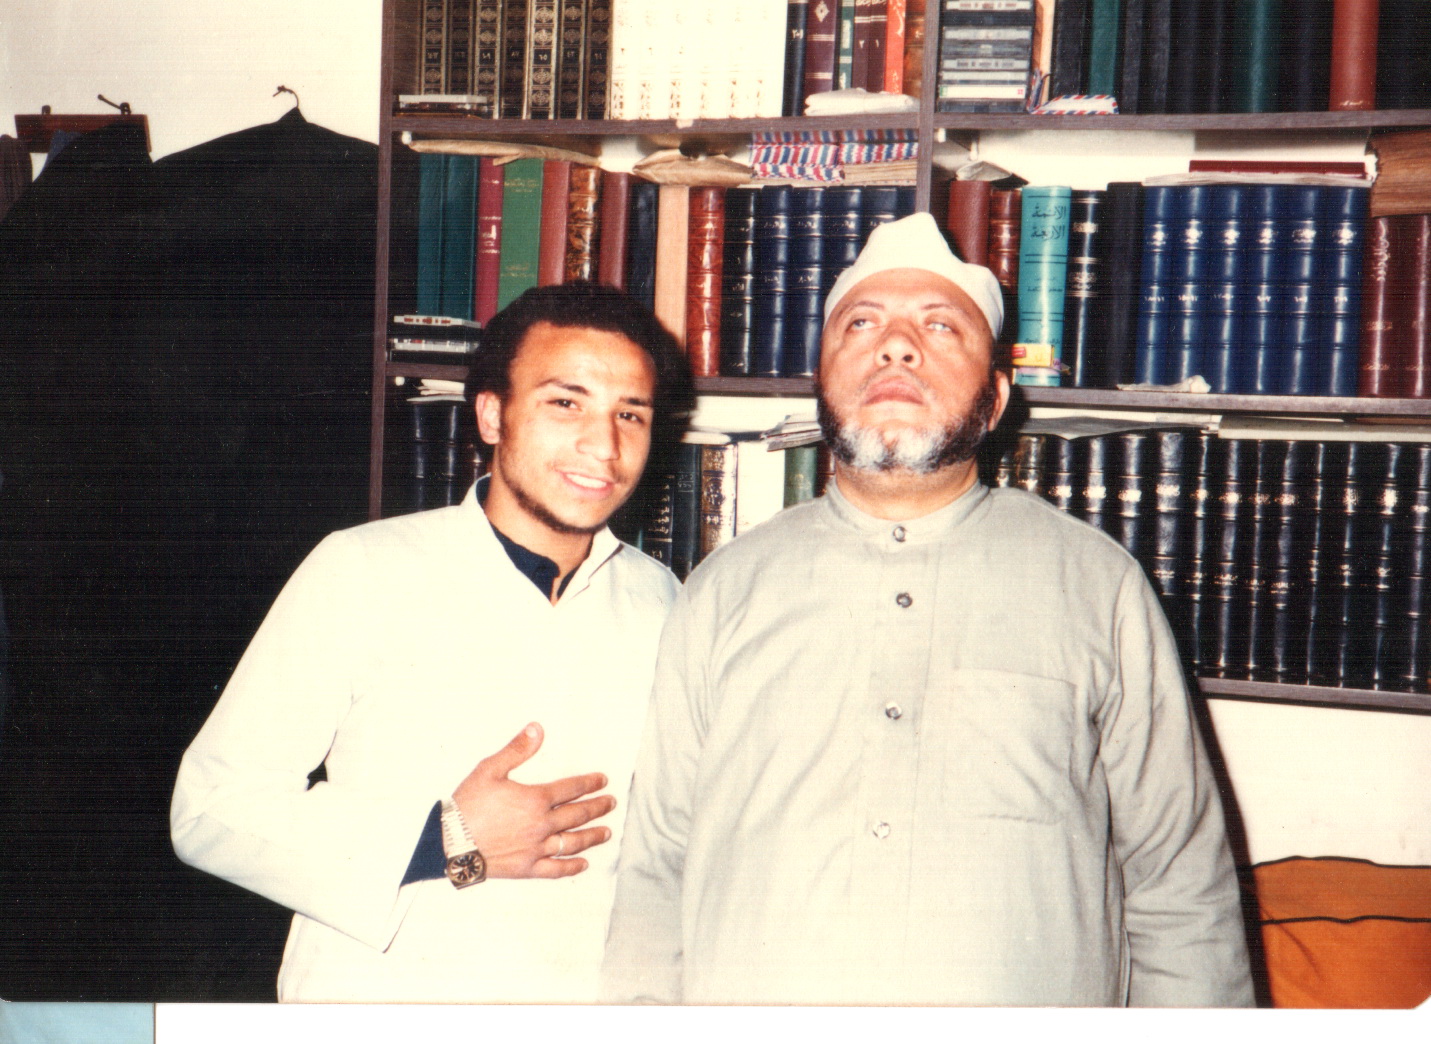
<box><xmin>600</xmin><ymin>213</ymin><xmax>1254</xmax><ymax>1007</ymax></box>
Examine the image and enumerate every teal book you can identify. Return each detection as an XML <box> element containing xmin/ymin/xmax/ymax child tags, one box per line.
<box><xmin>1015</xmin><ymin>186</ymin><xmax>1072</xmax><ymax>387</ymax></box>
<box><xmin>439</xmin><ymin>155</ymin><xmax>478</xmax><ymax>321</ymax></box>
<box><xmin>1232</xmin><ymin>0</ymin><xmax>1281</xmax><ymax>113</ymax></box>
<box><xmin>496</xmin><ymin>157</ymin><xmax>544</xmax><ymax>311</ymax></box>
<box><xmin>836</xmin><ymin>0</ymin><xmax>856</xmax><ymax>89</ymax></box>
<box><xmin>1085</xmin><ymin>0</ymin><xmax>1122</xmax><ymax>96</ymax></box>
<box><xmin>416</xmin><ymin>153</ymin><xmax>448</xmax><ymax>316</ymax></box>
<box><xmin>784</xmin><ymin>444</ymin><xmax>820</xmax><ymax>506</ymax></box>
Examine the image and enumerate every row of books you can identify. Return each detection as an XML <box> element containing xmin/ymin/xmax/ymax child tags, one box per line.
<box><xmin>984</xmin><ymin>427</ymin><xmax>1431</xmax><ymax>694</ymax></box>
<box><xmin>944</xmin><ymin>177</ymin><xmax>1431</xmax><ymax>399</ymax></box>
<box><xmin>1033</xmin><ymin>0</ymin><xmax>1431</xmax><ymax>116</ymax></box>
<box><xmin>410</xmin><ymin>157</ymin><xmax>920</xmax><ymax>376</ymax></box>
<box><xmin>386</xmin><ymin>386</ymin><xmax>481</xmax><ymax>514</ymax></box>
<box><xmin>402</xmin><ymin>0</ymin><xmax>916</xmax><ymax>122</ymax></box>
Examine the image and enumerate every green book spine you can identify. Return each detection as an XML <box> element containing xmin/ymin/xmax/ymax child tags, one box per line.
<box><xmin>496</xmin><ymin>157</ymin><xmax>544</xmax><ymax>310</ymax></box>
<box><xmin>836</xmin><ymin>0</ymin><xmax>856</xmax><ymax>89</ymax></box>
<box><xmin>1085</xmin><ymin>0</ymin><xmax>1122</xmax><ymax>96</ymax></box>
<box><xmin>416</xmin><ymin>153</ymin><xmax>448</xmax><ymax>316</ymax></box>
<box><xmin>1015</xmin><ymin>186</ymin><xmax>1072</xmax><ymax>387</ymax></box>
<box><xmin>784</xmin><ymin>445</ymin><xmax>819</xmax><ymax>506</ymax></box>
<box><xmin>1233</xmin><ymin>0</ymin><xmax>1281</xmax><ymax>113</ymax></box>
<box><xmin>440</xmin><ymin>155</ymin><xmax>478</xmax><ymax>321</ymax></box>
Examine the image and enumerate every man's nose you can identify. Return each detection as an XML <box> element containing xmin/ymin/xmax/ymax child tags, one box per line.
<box><xmin>578</xmin><ymin>414</ymin><xmax>621</xmax><ymax>460</ymax></box>
<box><xmin>876</xmin><ymin>322</ymin><xmax>923</xmax><ymax>367</ymax></box>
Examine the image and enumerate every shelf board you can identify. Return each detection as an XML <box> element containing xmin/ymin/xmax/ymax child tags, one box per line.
<box><xmin>694</xmin><ymin>377</ymin><xmax>1431</xmax><ymax>418</ymax></box>
<box><xmin>1196</xmin><ymin>677</ymin><xmax>1431</xmax><ymax>715</ymax></box>
<box><xmin>385</xmin><ymin>361</ymin><xmax>471</xmax><ymax>382</ymax></box>
<box><xmin>933</xmin><ymin>109</ymin><xmax>1431</xmax><ymax>132</ymax></box>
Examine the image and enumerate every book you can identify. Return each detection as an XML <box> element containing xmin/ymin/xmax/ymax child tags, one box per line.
<box><xmin>565</xmin><ymin>163</ymin><xmax>601</xmax><ymax>282</ymax></box>
<box><xmin>495</xmin><ymin>156</ymin><xmax>544</xmax><ymax>310</ymax></box>
<box><xmin>699</xmin><ymin>441</ymin><xmax>737</xmax><ymax>558</ymax></box>
<box><xmin>802</xmin><ymin>0</ymin><xmax>841</xmax><ymax>101</ymax></box>
<box><xmin>867</xmin><ymin>0</ymin><xmax>889</xmax><ymax>94</ymax></box>
<box><xmin>1277</xmin><ymin>0</ymin><xmax>1333</xmax><ymax>111</ymax></box>
<box><xmin>685</xmin><ymin>186</ymin><xmax>726</xmax><ymax>379</ymax></box>
<box><xmin>499</xmin><ymin>0</ymin><xmax>529</xmax><ymax>118</ymax></box>
<box><xmin>1403</xmin><ymin>214</ymin><xmax>1431</xmax><ymax>398</ymax></box>
<box><xmin>653</xmin><ymin>183</ymin><xmax>691</xmax><ymax>344</ymax></box>
<box><xmin>416</xmin><ymin>152</ymin><xmax>448</xmax><ymax>317</ymax></box>
<box><xmin>1165</xmin><ymin>185</ymin><xmax>1213</xmax><ymax>388</ymax></box>
<box><xmin>474</xmin><ymin>157</ymin><xmax>504</xmax><ymax>324</ymax></box>
<box><xmin>1202</xmin><ymin>436</ymin><xmax>1255</xmax><ymax>678</ymax></box>
<box><xmin>1358</xmin><ymin>215</ymin><xmax>1399</xmax><ymax>397</ymax></box>
<box><xmin>1277</xmin><ymin>186</ymin><xmax>1325</xmax><ymax>397</ymax></box>
<box><xmin>1377</xmin><ymin>0</ymin><xmax>1431</xmax><ymax>111</ymax></box>
<box><xmin>625</xmin><ymin>178</ymin><xmax>660</xmax><ymax>311</ymax></box>
<box><xmin>785</xmin><ymin>187</ymin><xmax>827</xmax><ymax>378</ymax></box>
<box><xmin>1367</xmin><ymin>130</ymin><xmax>1431</xmax><ymax>218</ymax></box>
<box><xmin>1197</xmin><ymin>0</ymin><xmax>1235</xmax><ymax>113</ymax></box>
<box><xmin>420</xmin><ymin>0</ymin><xmax>451</xmax><ymax>95</ymax></box>
<box><xmin>838</xmin><ymin>0</ymin><xmax>857</xmax><ymax>90</ymax></box>
<box><xmin>851</xmin><ymin>0</ymin><xmax>875</xmax><ymax>93</ymax></box>
<box><xmin>440</xmin><ymin>154</ymin><xmax>479</xmax><ymax>321</ymax></box>
<box><xmin>1202</xmin><ymin>183</ymin><xmax>1250</xmax><ymax>394</ymax></box>
<box><xmin>1063</xmin><ymin>189</ymin><xmax>1104</xmax><ymax>388</ymax></box>
<box><xmin>1329</xmin><ymin>0</ymin><xmax>1380</xmax><ymax>111</ymax></box>
<box><xmin>1137</xmin><ymin>0</ymin><xmax>1173</xmax><ymax>113</ymax></box>
<box><xmin>884</xmin><ymin>0</ymin><xmax>908</xmax><ymax>93</ymax></box>
<box><xmin>596</xmin><ymin>169</ymin><xmax>631</xmax><ymax>289</ymax></box>
<box><xmin>1133</xmin><ymin>185</ymin><xmax>1177</xmax><ymax>386</ymax></box>
<box><xmin>903</xmin><ymin>0</ymin><xmax>927</xmax><ymax>98</ymax></box>
<box><xmin>1319</xmin><ymin>185</ymin><xmax>1370</xmax><ymax>397</ymax></box>
<box><xmin>821</xmin><ymin>186</ymin><xmax>863</xmax><ymax>298</ymax></box>
<box><xmin>946</xmin><ymin>178</ymin><xmax>992</xmax><ymax>265</ymax></box>
<box><xmin>447</xmin><ymin>0</ymin><xmax>476</xmax><ymax>96</ymax></box>
<box><xmin>1116</xmin><ymin>0</ymin><xmax>1146</xmax><ymax>115</ymax></box>
<box><xmin>1049</xmin><ymin>0</ymin><xmax>1090</xmax><ymax>100</ymax></box>
<box><xmin>753</xmin><ymin>185</ymin><xmax>794</xmax><ymax>377</ymax></box>
<box><xmin>475</xmin><ymin>0</ymin><xmax>505</xmax><ymax>115</ymax></box>
<box><xmin>537</xmin><ymin>159</ymin><xmax>573</xmax><ymax>286</ymax></box>
<box><xmin>1238</xmin><ymin>184</ymin><xmax>1284</xmax><ymax>395</ymax></box>
<box><xmin>1085</xmin><ymin>0</ymin><xmax>1122</xmax><ymax>97</ymax></box>
<box><xmin>1094</xmin><ymin>181</ymin><xmax>1144</xmax><ymax>387</ymax></box>
<box><xmin>784</xmin><ymin>444</ymin><xmax>821</xmax><ymax>506</ymax></box>
<box><xmin>1166</xmin><ymin>0</ymin><xmax>1207</xmax><ymax>114</ymax></box>
<box><xmin>783</xmin><ymin>0</ymin><xmax>811</xmax><ymax>115</ymax></box>
<box><xmin>670</xmin><ymin>440</ymin><xmax>703</xmax><ymax>579</ymax></box>
<box><xmin>525</xmin><ymin>0</ymin><xmax>560</xmax><ymax>119</ymax></box>
<box><xmin>1014</xmin><ymin>186</ymin><xmax>1072</xmax><ymax>387</ymax></box>
<box><xmin>936</xmin><ymin>0</ymin><xmax>1037</xmax><ymax>114</ymax></box>
<box><xmin>583</xmin><ymin>0</ymin><xmax>611</xmax><ymax>118</ymax></box>
<box><xmin>1231</xmin><ymin>0</ymin><xmax>1281</xmax><ymax>113</ymax></box>
<box><xmin>719</xmin><ymin>187</ymin><xmax>759</xmax><ymax>377</ymax></box>
<box><xmin>554</xmin><ymin>0</ymin><xmax>586</xmax><ymax>119</ymax></box>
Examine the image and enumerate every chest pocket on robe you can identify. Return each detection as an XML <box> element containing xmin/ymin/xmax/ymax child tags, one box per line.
<box><xmin>923</xmin><ymin>668</ymin><xmax>1078</xmax><ymax>824</ymax></box>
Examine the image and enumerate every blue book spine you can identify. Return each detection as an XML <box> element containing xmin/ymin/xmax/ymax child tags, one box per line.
<box><xmin>1064</xmin><ymin>189</ymin><xmax>1105</xmax><ymax>388</ymax></box>
<box><xmin>1204</xmin><ymin>184</ymin><xmax>1250</xmax><ymax>393</ymax></box>
<box><xmin>1239</xmin><ymin>185</ymin><xmax>1284</xmax><ymax>395</ymax></box>
<box><xmin>719</xmin><ymin>188</ymin><xmax>759</xmax><ymax>376</ymax></box>
<box><xmin>820</xmin><ymin>186</ymin><xmax>863</xmax><ymax>296</ymax></box>
<box><xmin>416</xmin><ymin>153</ymin><xmax>448</xmax><ymax>316</ymax></box>
<box><xmin>440</xmin><ymin>155</ymin><xmax>479</xmax><ymax>321</ymax></box>
<box><xmin>859</xmin><ymin>186</ymin><xmax>900</xmax><ymax>245</ymax></box>
<box><xmin>1133</xmin><ymin>185</ymin><xmax>1178</xmax><ymax>385</ymax></box>
<box><xmin>1168</xmin><ymin>184</ymin><xmax>1213</xmax><ymax>385</ymax></box>
<box><xmin>625</xmin><ymin>180</ymin><xmax>660</xmax><ymax>312</ymax></box>
<box><xmin>1278</xmin><ymin>185</ymin><xmax>1324</xmax><ymax>396</ymax></box>
<box><xmin>785</xmin><ymin>187</ymin><xmax>826</xmax><ymax>378</ymax></box>
<box><xmin>1320</xmin><ymin>185</ymin><xmax>1369</xmax><ymax>397</ymax></box>
<box><xmin>1015</xmin><ymin>186</ymin><xmax>1072</xmax><ymax>386</ymax></box>
<box><xmin>753</xmin><ymin>186</ymin><xmax>793</xmax><ymax>377</ymax></box>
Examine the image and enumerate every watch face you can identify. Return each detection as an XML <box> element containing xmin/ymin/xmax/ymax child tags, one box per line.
<box><xmin>446</xmin><ymin>851</ymin><xmax>487</xmax><ymax>888</ymax></box>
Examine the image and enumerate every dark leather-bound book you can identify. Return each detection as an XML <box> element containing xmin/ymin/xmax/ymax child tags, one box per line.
<box><xmin>420</xmin><ymin>0</ymin><xmax>450</xmax><ymax>95</ymax></box>
<box><xmin>640</xmin><ymin>465</ymin><xmax>675</xmax><ymax>567</ymax></box>
<box><xmin>1167</xmin><ymin>184</ymin><xmax>1211</xmax><ymax>386</ymax></box>
<box><xmin>1137</xmin><ymin>0</ymin><xmax>1173</xmax><ymax>113</ymax></box>
<box><xmin>1041</xmin><ymin>436</ymin><xmax>1080</xmax><ymax>514</ymax></box>
<box><xmin>1094</xmin><ymin>182</ymin><xmax>1144</xmax><ymax>387</ymax></box>
<box><xmin>1357</xmin><ymin>215</ymin><xmax>1398</xmax><ymax>396</ymax></box>
<box><xmin>783</xmin><ymin>0</ymin><xmax>811</xmax><ymax>115</ymax></box>
<box><xmin>1364</xmin><ymin>442</ymin><xmax>1409</xmax><ymax>689</ymax></box>
<box><xmin>1311</xmin><ymin>441</ymin><xmax>1373</xmax><ymax>687</ymax></box>
<box><xmin>1108</xmin><ymin>430</ymin><xmax>1155</xmax><ymax>567</ymax></box>
<box><xmin>1049</xmin><ymin>0</ymin><xmax>1090</xmax><ymax>100</ymax></box>
<box><xmin>1064</xmin><ymin>189</ymin><xmax>1105</xmax><ymax>388</ymax></box>
<box><xmin>988</xmin><ymin>187</ymin><xmax>1022</xmax><ymax>358</ymax></box>
<box><xmin>1277</xmin><ymin>0</ymin><xmax>1333</xmax><ymax>111</ymax></box>
<box><xmin>476</xmin><ymin>0</ymin><xmax>504</xmax><ymax>114</ymax></box>
<box><xmin>1277</xmin><ymin>185</ymin><xmax>1325</xmax><ymax>397</ymax></box>
<box><xmin>1239</xmin><ymin>184</ymin><xmax>1285</xmax><ymax>395</ymax></box>
<box><xmin>1133</xmin><ymin>185</ymin><xmax>1178</xmax><ymax>385</ymax></box>
<box><xmin>555</xmin><ymin>0</ymin><xmax>586</xmax><ymax>119</ymax></box>
<box><xmin>1116</xmin><ymin>0</ymin><xmax>1147</xmax><ymax>115</ymax></box>
<box><xmin>684</xmin><ymin>186</ymin><xmax>726</xmax><ymax>378</ymax></box>
<box><xmin>536</xmin><ymin>159</ymin><xmax>572</xmax><ymax>286</ymax></box>
<box><xmin>1296</xmin><ymin>440</ymin><xmax>1338</xmax><ymax>684</ymax></box>
<box><xmin>1329</xmin><ymin>0</ymin><xmax>1380</xmax><ymax>111</ymax></box>
<box><xmin>525</xmin><ymin>0</ymin><xmax>560</xmax><ymax>119</ymax></box>
<box><xmin>946</xmin><ymin>179</ymin><xmax>992</xmax><ymax>265</ymax></box>
<box><xmin>1404</xmin><ymin>215</ymin><xmax>1431</xmax><ymax>398</ymax></box>
<box><xmin>499</xmin><ymin>0</ymin><xmax>528</xmax><ymax>118</ymax></box>
<box><xmin>565</xmin><ymin>164</ymin><xmax>601</xmax><ymax>281</ymax></box>
<box><xmin>1198</xmin><ymin>0</ymin><xmax>1236</xmax><ymax>112</ymax></box>
<box><xmin>1242</xmin><ymin>439</ymin><xmax>1287</xmax><ymax>680</ymax></box>
<box><xmin>1183</xmin><ymin>431</ymin><xmax>1221</xmax><ymax>671</ymax></box>
<box><xmin>1231</xmin><ymin>0</ymin><xmax>1281</xmax><ymax>113</ymax></box>
<box><xmin>821</xmin><ymin>186</ymin><xmax>863</xmax><ymax>294</ymax></box>
<box><xmin>670</xmin><ymin>441</ymin><xmax>703</xmax><ymax>580</ymax></box>
<box><xmin>1203</xmin><ymin>184</ymin><xmax>1250</xmax><ymax>393</ymax></box>
<box><xmin>752</xmin><ymin>185</ymin><xmax>794</xmax><ymax>377</ymax></box>
<box><xmin>1398</xmin><ymin>444</ymin><xmax>1431</xmax><ymax>691</ymax></box>
<box><xmin>1147</xmin><ymin>429</ymin><xmax>1195</xmax><ymax>635</ymax></box>
<box><xmin>699</xmin><ymin>442</ymin><xmax>738</xmax><ymax>559</ymax></box>
<box><xmin>474</xmin><ymin>157</ymin><xmax>504</xmax><ymax>324</ymax></box>
<box><xmin>1013</xmin><ymin>432</ymin><xmax>1048</xmax><ymax>496</ymax></box>
<box><xmin>859</xmin><ymin>185</ymin><xmax>901</xmax><ymax>245</ymax></box>
<box><xmin>1266</xmin><ymin>440</ymin><xmax>1319</xmax><ymax>681</ymax></box>
<box><xmin>719</xmin><ymin>187</ymin><xmax>759</xmax><ymax>376</ymax></box>
<box><xmin>596</xmin><ymin>169</ymin><xmax>631</xmax><ymax>289</ymax></box>
<box><xmin>868</xmin><ymin>0</ymin><xmax>889</xmax><ymax>93</ymax></box>
<box><xmin>1203</xmin><ymin>437</ymin><xmax>1255</xmax><ymax>679</ymax></box>
<box><xmin>802</xmin><ymin>0</ymin><xmax>839</xmax><ymax>100</ymax></box>
<box><xmin>1378</xmin><ymin>0</ymin><xmax>1431</xmax><ymax>110</ymax></box>
<box><xmin>625</xmin><ymin>179</ymin><xmax>659</xmax><ymax>311</ymax></box>
<box><xmin>897</xmin><ymin>185</ymin><xmax>916</xmax><ymax>218</ymax></box>
<box><xmin>1320</xmin><ymin>185</ymin><xmax>1370</xmax><ymax>397</ymax></box>
<box><xmin>1080</xmin><ymin>434</ymin><xmax>1112</xmax><ymax>534</ymax></box>
<box><xmin>582</xmin><ymin>0</ymin><xmax>611</xmax><ymax>119</ymax></box>
<box><xmin>447</xmin><ymin>0</ymin><xmax>474</xmax><ymax>96</ymax></box>
<box><xmin>1167</xmin><ymin>0</ymin><xmax>1207</xmax><ymax>114</ymax></box>
<box><xmin>785</xmin><ymin>187</ymin><xmax>826</xmax><ymax>378</ymax></box>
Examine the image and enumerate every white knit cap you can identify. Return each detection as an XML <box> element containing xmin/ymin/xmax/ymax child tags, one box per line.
<box><xmin>823</xmin><ymin>211</ymin><xmax>1004</xmax><ymax>338</ymax></box>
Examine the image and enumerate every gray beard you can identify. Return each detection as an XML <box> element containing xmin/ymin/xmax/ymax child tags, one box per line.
<box><xmin>816</xmin><ymin>375</ymin><xmax>999</xmax><ymax>474</ymax></box>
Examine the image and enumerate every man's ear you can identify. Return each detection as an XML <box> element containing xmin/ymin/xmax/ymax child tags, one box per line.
<box><xmin>474</xmin><ymin>390</ymin><xmax>503</xmax><ymax>446</ymax></box>
<box><xmin>988</xmin><ymin>368</ymin><xmax>1012</xmax><ymax>432</ymax></box>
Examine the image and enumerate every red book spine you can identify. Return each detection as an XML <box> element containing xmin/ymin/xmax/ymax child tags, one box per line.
<box><xmin>565</xmin><ymin>164</ymin><xmax>601</xmax><ymax>282</ymax></box>
<box><xmin>474</xmin><ymin>158</ymin><xmax>505</xmax><ymax>324</ymax></box>
<box><xmin>685</xmin><ymin>187</ymin><xmax>726</xmax><ymax>378</ymax></box>
<box><xmin>883</xmin><ymin>0</ymin><xmax>906</xmax><ymax>93</ymax></box>
<box><xmin>987</xmin><ymin>188</ymin><xmax>1022</xmax><ymax>291</ymax></box>
<box><xmin>1358</xmin><ymin>215</ymin><xmax>1398</xmax><ymax>396</ymax></box>
<box><xmin>537</xmin><ymin>160</ymin><xmax>572</xmax><ymax>286</ymax></box>
<box><xmin>946</xmin><ymin>179</ymin><xmax>992</xmax><ymax>266</ymax></box>
<box><xmin>802</xmin><ymin>0</ymin><xmax>839</xmax><ymax>100</ymax></box>
<box><xmin>1329</xmin><ymin>0</ymin><xmax>1380</xmax><ymax>111</ymax></box>
<box><xmin>1407</xmin><ymin>214</ymin><xmax>1431</xmax><ymax>398</ymax></box>
<box><xmin>597</xmin><ymin>170</ymin><xmax>632</xmax><ymax>289</ymax></box>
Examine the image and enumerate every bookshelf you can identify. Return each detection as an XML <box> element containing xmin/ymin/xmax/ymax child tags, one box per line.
<box><xmin>371</xmin><ymin>0</ymin><xmax>1431</xmax><ymax>714</ymax></box>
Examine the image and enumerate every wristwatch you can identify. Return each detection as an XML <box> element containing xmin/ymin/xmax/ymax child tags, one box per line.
<box><xmin>439</xmin><ymin>799</ymin><xmax>487</xmax><ymax>888</ymax></box>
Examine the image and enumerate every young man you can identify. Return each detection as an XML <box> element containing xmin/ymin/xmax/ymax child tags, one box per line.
<box><xmin>172</xmin><ymin>283</ymin><xmax>693</xmax><ymax>1002</ymax></box>
<box><xmin>602</xmin><ymin>214</ymin><xmax>1254</xmax><ymax>1007</ymax></box>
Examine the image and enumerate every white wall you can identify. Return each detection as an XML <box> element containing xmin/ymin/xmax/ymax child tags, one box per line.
<box><xmin>2</xmin><ymin>0</ymin><xmax>381</xmax><ymax>161</ymax></box>
<box><xmin>4</xmin><ymin>0</ymin><xmax>1428</xmax><ymax>869</ymax></box>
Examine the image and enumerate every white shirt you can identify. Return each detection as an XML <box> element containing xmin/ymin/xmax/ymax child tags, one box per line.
<box><xmin>171</xmin><ymin>485</ymin><xmax>677</xmax><ymax>1002</ymax></box>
